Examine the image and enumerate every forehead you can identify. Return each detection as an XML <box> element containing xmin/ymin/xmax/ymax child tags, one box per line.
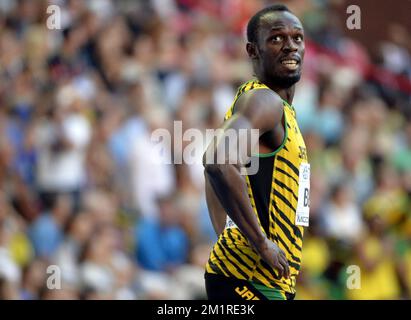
<box><xmin>258</xmin><ymin>11</ymin><xmax>303</xmax><ymax>34</ymax></box>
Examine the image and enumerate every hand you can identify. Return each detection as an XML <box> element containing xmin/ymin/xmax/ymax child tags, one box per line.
<box><xmin>254</xmin><ymin>237</ymin><xmax>290</xmax><ymax>279</ymax></box>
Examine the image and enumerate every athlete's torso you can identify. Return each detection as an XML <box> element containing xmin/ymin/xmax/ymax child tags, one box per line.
<box><xmin>205</xmin><ymin>78</ymin><xmax>310</xmax><ymax>295</ymax></box>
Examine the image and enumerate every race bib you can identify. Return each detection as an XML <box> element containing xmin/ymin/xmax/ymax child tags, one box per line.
<box><xmin>225</xmin><ymin>215</ymin><xmax>238</xmax><ymax>229</ymax></box>
<box><xmin>295</xmin><ymin>163</ymin><xmax>310</xmax><ymax>227</ymax></box>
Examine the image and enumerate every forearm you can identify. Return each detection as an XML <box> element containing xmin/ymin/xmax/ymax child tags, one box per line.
<box><xmin>205</xmin><ymin>174</ymin><xmax>227</xmax><ymax>235</ymax></box>
<box><xmin>205</xmin><ymin>163</ymin><xmax>266</xmax><ymax>248</ymax></box>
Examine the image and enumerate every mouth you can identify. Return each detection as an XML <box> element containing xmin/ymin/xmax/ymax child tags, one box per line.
<box><xmin>280</xmin><ymin>58</ymin><xmax>299</xmax><ymax>71</ymax></box>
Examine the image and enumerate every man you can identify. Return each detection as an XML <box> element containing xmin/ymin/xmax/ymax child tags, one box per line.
<box><xmin>203</xmin><ymin>4</ymin><xmax>309</xmax><ymax>300</ymax></box>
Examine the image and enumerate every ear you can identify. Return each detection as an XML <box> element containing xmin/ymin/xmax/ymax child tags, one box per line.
<box><xmin>246</xmin><ymin>42</ymin><xmax>259</xmax><ymax>59</ymax></box>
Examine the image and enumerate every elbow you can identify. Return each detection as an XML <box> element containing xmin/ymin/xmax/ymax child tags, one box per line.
<box><xmin>204</xmin><ymin>162</ymin><xmax>222</xmax><ymax>177</ymax></box>
<box><xmin>202</xmin><ymin>149</ymin><xmax>219</xmax><ymax>172</ymax></box>
<box><xmin>204</xmin><ymin>162</ymin><xmax>236</xmax><ymax>181</ymax></box>
<box><xmin>203</xmin><ymin>149</ymin><xmax>237</xmax><ymax>177</ymax></box>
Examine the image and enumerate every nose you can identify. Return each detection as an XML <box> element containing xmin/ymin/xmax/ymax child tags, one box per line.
<box><xmin>283</xmin><ymin>37</ymin><xmax>298</xmax><ymax>52</ymax></box>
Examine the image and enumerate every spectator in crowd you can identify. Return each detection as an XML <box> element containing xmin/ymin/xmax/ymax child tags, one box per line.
<box><xmin>321</xmin><ymin>182</ymin><xmax>364</xmax><ymax>244</ymax></box>
<box><xmin>135</xmin><ymin>194</ymin><xmax>189</xmax><ymax>272</ymax></box>
<box><xmin>347</xmin><ymin>211</ymin><xmax>402</xmax><ymax>300</ymax></box>
<box><xmin>20</xmin><ymin>258</ymin><xmax>47</xmax><ymax>300</ymax></box>
<box><xmin>35</xmin><ymin>85</ymin><xmax>91</xmax><ymax>210</ymax></box>
<box><xmin>28</xmin><ymin>193</ymin><xmax>71</xmax><ymax>260</ymax></box>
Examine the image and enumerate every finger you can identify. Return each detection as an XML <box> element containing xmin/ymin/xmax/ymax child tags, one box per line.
<box><xmin>279</xmin><ymin>256</ymin><xmax>290</xmax><ymax>278</ymax></box>
<box><xmin>279</xmin><ymin>254</ymin><xmax>287</xmax><ymax>267</ymax></box>
<box><xmin>275</xmin><ymin>263</ymin><xmax>284</xmax><ymax>278</ymax></box>
<box><xmin>283</xmin><ymin>262</ymin><xmax>290</xmax><ymax>279</ymax></box>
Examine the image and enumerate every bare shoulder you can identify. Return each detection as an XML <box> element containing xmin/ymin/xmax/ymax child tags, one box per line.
<box><xmin>234</xmin><ymin>88</ymin><xmax>284</xmax><ymax>131</ymax></box>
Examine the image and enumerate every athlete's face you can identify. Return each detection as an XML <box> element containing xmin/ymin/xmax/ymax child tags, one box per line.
<box><xmin>249</xmin><ymin>11</ymin><xmax>305</xmax><ymax>88</ymax></box>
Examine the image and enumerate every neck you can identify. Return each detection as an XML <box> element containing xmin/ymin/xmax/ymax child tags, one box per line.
<box><xmin>265</xmin><ymin>82</ymin><xmax>295</xmax><ymax>105</ymax></box>
<box><xmin>255</xmin><ymin>71</ymin><xmax>296</xmax><ymax>104</ymax></box>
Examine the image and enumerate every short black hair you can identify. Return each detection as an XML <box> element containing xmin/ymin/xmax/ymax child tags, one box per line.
<box><xmin>246</xmin><ymin>4</ymin><xmax>291</xmax><ymax>44</ymax></box>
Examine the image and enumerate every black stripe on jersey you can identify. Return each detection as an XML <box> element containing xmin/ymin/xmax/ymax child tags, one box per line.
<box><xmin>259</xmin><ymin>260</ymin><xmax>295</xmax><ymax>284</ymax></box>
<box><xmin>240</xmin><ymin>229</ymin><xmax>252</xmax><ymax>244</ymax></box>
<box><xmin>275</xmin><ymin>166</ymin><xmax>298</xmax><ymax>185</ymax></box>
<box><xmin>268</xmin><ymin>210</ymin><xmax>301</xmax><ymax>265</ymax></box>
<box><xmin>227</xmin><ymin>229</ymin><xmax>246</xmax><ymax>246</ymax></box>
<box><xmin>236</xmin><ymin>231</ymin><xmax>245</xmax><ymax>244</ymax></box>
<box><xmin>276</xmin><ymin>155</ymin><xmax>299</xmax><ymax>177</ymax></box>
<box><xmin>226</xmin><ymin>229</ymin><xmax>257</xmax><ymax>265</ymax></box>
<box><xmin>255</xmin><ymin>266</ymin><xmax>281</xmax><ymax>285</ymax></box>
<box><xmin>255</xmin><ymin>268</ymin><xmax>294</xmax><ymax>294</ymax></box>
<box><xmin>258</xmin><ymin>260</ymin><xmax>278</xmax><ymax>278</ymax></box>
<box><xmin>258</xmin><ymin>261</ymin><xmax>296</xmax><ymax>293</ymax></box>
<box><xmin>272</xmin><ymin>200</ymin><xmax>303</xmax><ymax>241</ymax></box>
<box><xmin>274</xmin><ymin>231</ymin><xmax>302</xmax><ymax>264</ymax></box>
<box><xmin>272</xmin><ymin>214</ymin><xmax>297</xmax><ymax>249</ymax></box>
<box><xmin>283</xmin><ymin>145</ymin><xmax>289</xmax><ymax>152</ymax></box>
<box><xmin>230</xmin><ymin>82</ymin><xmax>251</xmax><ymax>116</ymax></box>
<box><xmin>213</xmin><ymin>245</ymin><xmax>240</xmax><ymax>278</ymax></box>
<box><xmin>289</xmin><ymin>260</ymin><xmax>301</xmax><ymax>271</ymax></box>
<box><xmin>238</xmin><ymin>82</ymin><xmax>248</xmax><ymax>94</ymax></box>
<box><xmin>208</xmin><ymin>258</ymin><xmax>226</xmax><ymax>275</ymax></box>
<box><xmin>220</xmin><ymin>237</ymin><xmax>254</xmax><ymax>272</ymax></box>
<box><xmin>274</xmin><ymin>189</ymin><xmax>296</xmax><ymax>212</ymax></box>
<box><xmin>239</xmin><ymin>82</ymin><xmax>250</xmax><ymax>94</ymax></box>
<box><xmin>251</xmin><ymin>269</ymin><xmax>277</xmax><ymax>288</ymax></box>
<box><xmin>211</xmin><ymin>249</ymin><xmax>232</xmax><ymax>277</ymax></box>
<box><xmin>234</xmin><ymin>229</ymin><xmax>244</xmax><ymax>243</ymax></box>
<box><xmin>272</xmin><ymin>213</ymin><xmax>302</xmax><ymax>255</ymax></box>
<box><xmin>257</xmin><ymin>264</ymin><xmax>280</xmax><ymax>281</ymax></box>
<box><xmin>274</xmin><ymin>179</ymin><xmax>298</xmax><ymax>202</ymax></box>
<box><xmin>232</xmin><ymin>227</ymin><xmax>247</xmax><ymax>242</ymax></box>
<box><xmin>216</xmin><ymin>242</ymin><xmax>250</xmax><ymax>279</ymax></box>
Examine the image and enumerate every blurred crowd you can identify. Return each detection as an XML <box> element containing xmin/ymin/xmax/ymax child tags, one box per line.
<box><xmin>0</xmin><ymin>0</ymin><xmax>410</xmax><ymax>300</ymax></box>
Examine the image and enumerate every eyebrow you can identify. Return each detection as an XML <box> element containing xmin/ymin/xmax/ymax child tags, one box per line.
<box><xmin>270</xmin><ymin>25</ymin><xmax>303</xmax><ymax>31</ymax></box>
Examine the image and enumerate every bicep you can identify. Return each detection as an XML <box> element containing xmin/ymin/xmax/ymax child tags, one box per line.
<box><xmin>204</xmin><ymin>114</ymin><xmax>261</xmax><ymax>170</ymax></box>
<box><xmin>204</xmin><ymin>90</ymin><xmax>282</xmax><ymax>166</ymax></box>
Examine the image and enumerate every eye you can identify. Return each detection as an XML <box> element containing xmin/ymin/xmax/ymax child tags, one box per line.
<box><xmin>271</xmin><ymin>35</ymin><xmax>284</xmax><ymax>43</ymax></box>
<box><xmin>294</xmin><ymin>35</ymin><xmax>304</xmax><ymax>42</ymax></box>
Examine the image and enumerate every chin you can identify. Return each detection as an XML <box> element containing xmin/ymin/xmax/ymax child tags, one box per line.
<box><xmin>273</xmin><ymin>73</ymin><xmax>301</xmax><ymax>88</ymax></box>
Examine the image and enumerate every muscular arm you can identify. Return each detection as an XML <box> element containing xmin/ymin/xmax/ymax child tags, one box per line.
<box><xmin>205</xmin><ymin>173</ymin><xmax>226</xmax><ymax>236</ymax></box>
<box><xmin>203</xmin><ymin>89</ymin><xmax>290</xmax><ymax>278</ymax></box>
